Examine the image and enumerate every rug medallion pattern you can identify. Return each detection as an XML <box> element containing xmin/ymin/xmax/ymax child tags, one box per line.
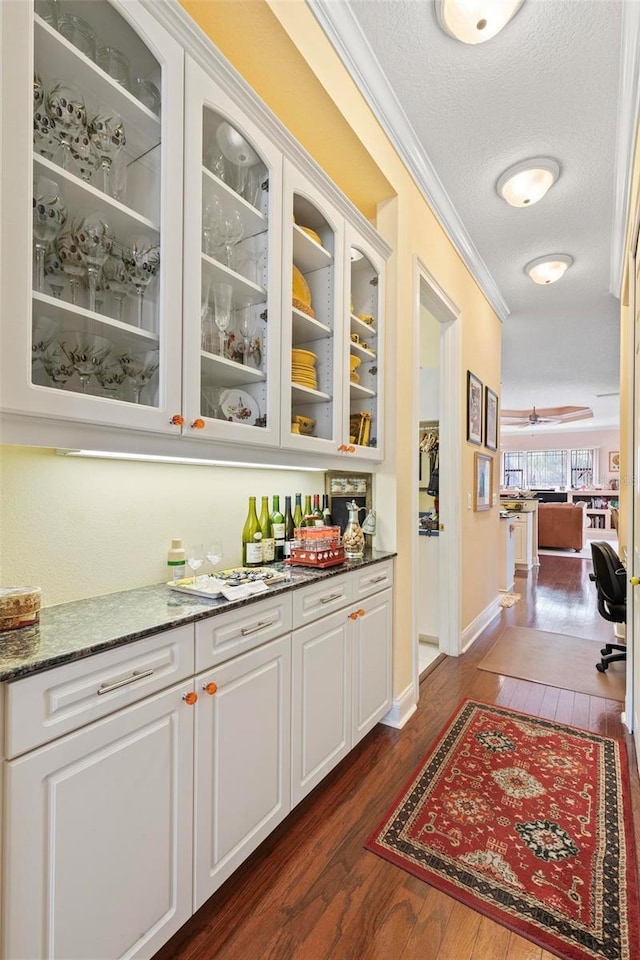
<box><xmin>366</xmin><ymin>700</ymin><xmax>639</xmax><ymax>960</ymax></box>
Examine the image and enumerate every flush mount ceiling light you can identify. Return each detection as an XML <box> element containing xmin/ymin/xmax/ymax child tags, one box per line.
<box><xmin>525</xmin><ymin>254</ymin><xmax>573</xmax><ymax>285</ymax></box>
<box><xmin>496</xmin><ymin>158</ymin><xmax>560</xmax><ymax>207</ymax></box>
<box><xmin>435</xmin><ymin>0</ymin><xmax>525</xmax><ymax>44</ymax></box>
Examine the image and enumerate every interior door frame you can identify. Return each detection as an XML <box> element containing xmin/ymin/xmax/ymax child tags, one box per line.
<box><xmin>625</xmin><ymin>217</ymin><xmax>639</xmax><ymax>746</ymax></box>
<box><xmin>411</xmin><ymin>257</ymin><xmax>461</xmax><ymax>699</ymax></box>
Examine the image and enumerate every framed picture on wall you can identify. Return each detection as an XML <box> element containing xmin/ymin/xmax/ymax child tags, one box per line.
<box><xmin>467</xmin><ymin>371</ymin><xmax>483</xmax><ymax>445</ymax></box>
<box><xmin>474</xmin><ymin>452</ymin><xmax>493</xmax><ymax>511</ymax></box>
<box><xmin>485</xmin><ymin>387</ymin><xmax>498</xmax><ymax>451</ymax></box>
<box><xmin>609</xmin><ymin>451</ymin><xmax>620</xmax><ymax>472</ymax></box>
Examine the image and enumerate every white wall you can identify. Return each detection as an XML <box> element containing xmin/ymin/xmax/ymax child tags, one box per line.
<box><xmin>0</xmin><ymin>445</ymin><xmax>323</xmax><ymax>607</ymax></box>
<box><xmin>500</xmin><ymin>428</ymin><xmax>620</xmax><ymax>487</ymax></box>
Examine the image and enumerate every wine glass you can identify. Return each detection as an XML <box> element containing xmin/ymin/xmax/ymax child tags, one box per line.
<box><xmin>61</xmin><ymin>332</ymin><xmax>112</xmax><ymax>393</ymax></box>
<box><xmin>40</xmin><ymin>345</ymin><xmax>74</xmax><ymax>389</ymax></box>
<box><xmin>87</xmin><ymin>107</ymin><xmax>126</xmax><ymax>196</ymax></box>
<box><xmin>215</xmin><ymin>122</ymin><xmax>260</xmax><ymax>197</ymax></box>
<box><xmin>237</xmin><ymin>301</ymin><xmax>256</xmax><ymax>365</ymax></box>
<box><xmin>211</xmin><ymin>282</ymin><xmax>233</xmax><ymax>357</ymax></box>
<box><xmin>31</xmin><ymin>317</ymin><xmax>60</xmax><ymax>364</ymax></box>
<box><xmin>219</xmin><ymin>210</ymin><xmax>244</xmax><ymax>269</ymax></box>
<box><xmin>46</xmin><ymin>81</ymin><xmax>86</xmax><ymax>172</ymax></box>
<box><xmin>202</xmin><ymin>194</ymin><xmax>223</xmax><ymax>257</ymax></box>
<box><xmin>75</xmin><ymin>215</ymin><xmax>114</xmax><ymax>313</ymax></box>
<box><xmin>33</xmin><ymin>74</ymin><xmax>57</xmax><ymax>160</ymax></box>
<box><xmin>33</xmin><ymin>177</ymin><xmax>66</xmax><ymax>293</ymax></box>
<box><xmin>206</xmin><ymin>541</ymin><xmax>223</xmax><ymax>573</ymax></box>
<box><xmin>237</xmin><ymin>234</ymin><xmax>264</xmax><ymax>285</ymax></box>
<box><xmin>103</xmin><ymin>250</ymin><xmax>129</xmax><ymax>321</ymax></box>
<box><xmin>44</xmin><ymin>245</ymin><xmax>65</xmax><ymax>298</ymax></box>
<box><xmin>94</xmin><ymin>363</ymin><xmax>127</xmax><ymax>399</ymax></box>
<box><xmin>186</xmin><ymin>544</ymin><xmax>204</xmax><ymax>583</ymax></box>
<box><xmin>119</xmin><ymin>349</ymin><xmax>159</xmax><ymax>404</ymax></box>
<box><xmin>70</xmin><ymin>131</ymin><xmax>99</xmax><ymax>182</ymax></box>
<box><xmin>124</xmin><ymin>238</ymin><xmax>160</xmax><ymax>328</ymax></box>
<box><xmin>57</xmin><ymin>225</ymin><xmax>86</xmax><ymax>305</ymax></box>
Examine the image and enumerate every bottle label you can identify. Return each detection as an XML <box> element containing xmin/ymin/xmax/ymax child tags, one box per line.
<box><xmin>169</xmin><ymin>562</ymin><xmax>186</xmax><ymax>582</ymax></box>
<box><xmin>245</xmin><ymin>542</ymin><xmax>263</xmax><ymax>564</ymax></box>
<box><xmin>262</xmin><ymin>537</ymin><xmax>275</xmax><ymax>562</ymax></box>
<box><xmin>284</xmin><ymin>541</ymin><xmax>292</xmax><ymax>557</ymax></box>
<box><xmin>272</xmin><ymin>523</ymin><xmax>285</xmax><ymax>539</ymax></box>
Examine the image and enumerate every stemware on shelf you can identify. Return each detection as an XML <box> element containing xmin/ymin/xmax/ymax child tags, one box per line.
<box><xmin>45</xmin><ymin>81</ymin><xmax>87</xmax><ymax>172</ymax></box>
<box><xmin>201</xmin><ymin>279</ymin><xmax>214</xmax><ymax>353</ymax></box>
<box><xmin>87</xmin><ymin>107</ymin><xmax>126</xmax><ymax>197</ymax></box>
<box><xmin>215</xmin><ymin>122</ymin><xmax>260</xmax><ymax>197</ymax></box>
<box><xmin>75</xmin><ymin>215</ymin><xmax>114</xmax><ymax>313</ymax></box>
<box><xmin>33</xmin><ymin>176</ymin><xmax>66</xmax><ymax>293</ymax></box>
<box><xmin>237</xmin><ymin>300</ymin><xmax>256</xmax><ymax>366</ymax></box>
<box><xmin>124</xmin><ymin>238</ymin><xmax>160</xmax><ymax>328</ymax></box>
<box><xmin>34</xmin><ymin>74</ymin><xmax>57</xmax><ymax>160</ymax></box>
<box><xmin>70</xmin><ymin>131</ymin><xmax>99</xmax><ymax>182</ymax></box>
<box><xmin>202</xmin><ymin>194</ymin><xmax>222</xmax><ymax>257</ymax></box>
<box><xmin>94</xmin><ymin>363</ymin><xmax>127</xmax><ymax>399</ymax></box>
<box><xmin>35</xmin><ymin>0</ymin><xmax>61</xmax><ymax>28</ymax></box>
<box><xmin>132</xmin><ymin>78</ymin><xmax>161</xmax><ymax>115</ymax></box>
<box><xmin>236</xmin><ymin>234</ymin><xmax>264</xmax><ymax>285</ymax></box>
<box><xmin>44</xmin><ymin>245</ymin><xmax>65</xmax><ymax>298</ymax></box>
<box><xmin>186</xmin><ymin>544</ymin><xmax>204</xmax><ymax>582</ymax></box>
<box><xmin>103</xmin><ymin>250</ymin><xmax>129</xmax><ymax>321</ymax></box>
<box><xmin>96</xmin><ymin>46</ymin><xmax>130</xmax><ymax>89</ymax></box>
<box><xmin>218</xmin><ymin>210</ymin><xmax>244</xmax><ymax>269</ymax></box>
<box><xmin>211</xmin><ymin>281</ymin><xmax>233</xmax><ymax>357</ymax></box>
<box><xmin>32</xmin><ymin>317</ymin><xmax>60</xmax><ymax>363</ymax></box>
<box><xmin>60</xmin><ymin>332</ymin><xmax>112</xmax><ymax>393</ymax></box>
<box><xmin>40</xmin><ymin>345</ymin><xmax>74</xmax><ymax>389</ymax></box>
<box><xmin>119</xmin><ymin>349</ymin><xmax>160</xmax><ymax>404</ymax></box>
<box><xmin>57</xmin><ymin>224</ymin><xmax>86</xmax><ymax>305</ymax></box>
<box><xmin>57</xmin><ymin>14</ymin><xmax>97</xmax><ymax>61</ymax></box>
<box><xmin>244</xmin><ymin>165</ymin><xmax>266</xmax><ymax>209</ymax></box>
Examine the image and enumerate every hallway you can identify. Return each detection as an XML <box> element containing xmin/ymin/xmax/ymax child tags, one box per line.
<box><xmin>157</xmin><ymin>556</ymin><xmax>640</xmax><ymax>960</ymax></box>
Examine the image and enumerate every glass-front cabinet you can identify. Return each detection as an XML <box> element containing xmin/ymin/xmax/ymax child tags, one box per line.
<box><xmin>182</xmin><ymin>59</ymin><xmax>282</xmax><ymax>446</ymax></box>
<box><xmin>1</xmin><ymin>0</ymin><xmax>184</xmax><ymax>433</ymax></box>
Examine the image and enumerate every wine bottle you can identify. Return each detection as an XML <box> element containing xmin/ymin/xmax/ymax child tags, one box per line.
<box><xmin>302</xmin><ymin>494</ymin><xmax>313</xmax><ymax>527</ymax></box>
<box><xmin>283</xmin><ymin>495</ymin><xmax>295</xmax><ymax>558</ymax></box>
<box><xmin>322</xmin><ymin>494</ymin><xmax>333</xmax><ymax>526</ymax></box>
<box><xmin>312</xmin><ymin>494</ymin><xmax>324</xmax><ymax>525</ymax></box>
<box><xmin>271</xmin><ymin>495</ymin><xmax>285</xmax><ymax>561</ymax></box>
<box><xmin>293</xmin><ymin>493</ymin><xmax>303</xmax><ymax>530</ymax></box>
<box><xmin>242</xmin><ymin>496</ymin><xmax>263</xmax><ymax>566</ymax></box>
<box><xmin>259</xmin><ymin>496</ymin><xmax>275</xmax><ymax>563</ymax></box>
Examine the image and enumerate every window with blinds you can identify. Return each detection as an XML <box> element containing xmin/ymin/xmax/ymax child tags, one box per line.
<box><xmin>526</xmin><ymin>449</ymin><xmax>568</xmax><ymax>488</ymax></box>
<box><xmin>571</xmin><ymin>449</ymin><xmax>595</xmax><ymax>488</ymax></box>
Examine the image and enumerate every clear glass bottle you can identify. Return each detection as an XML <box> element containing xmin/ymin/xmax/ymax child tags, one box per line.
<box><xmin>343</xmin><ymin>501</ymin><xmax>365</xmax><ymax>558</ymax></box>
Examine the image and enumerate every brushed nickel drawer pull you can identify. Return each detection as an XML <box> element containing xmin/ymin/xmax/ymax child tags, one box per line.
<box><xmin>370</xmin><ymin>575</ymin><xmax>387</xmax><ymax>583</ymax></box>
<box><xmin>320</xmin><ymin>593</ymin><xmax>343</xmax><ymax>604</ymax></box>
<box><xmin>97</xmin><ymin>669</ymin><xmax>155</xmax><ymax>695</ymax></box>
<box><xmin>241</xmin><ymin>619</ymin><xmax>276</xmax><ymax>636</ymax></box>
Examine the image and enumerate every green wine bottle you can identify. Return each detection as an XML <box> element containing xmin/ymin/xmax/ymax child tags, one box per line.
<box><xmin>293</xmin><ymin>493</ymin><xmax>303</xmax><ymax>530</ymax></box>
<box><xmin>271</xmin><ymin>495</ymin><xmax>285</xmax><ymax>561</ymax></box>
<box><xmin>242</xmin><ymin>497</ymin><xmax>263</xmax><ymax>566</ymax></box>
<box><xmin>283</xmin><ymin>495</ymin><xmax>295</xmax><ymax>558</ymax></box>
<box><xmin>259</xmin><ymin>495</ymin><xmax>275</xmax><ymax>563</ymax></box>
<box><xmin>302</xmin><ymin>494</ymin><xmax>313</xmax><ymax>527</ymax></box>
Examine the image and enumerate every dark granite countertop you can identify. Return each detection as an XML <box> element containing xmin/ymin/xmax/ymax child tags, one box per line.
<box><xmin>0</xmin><ymin>552</ymin><xmax>396</xmax><ymax>682</ymax></box>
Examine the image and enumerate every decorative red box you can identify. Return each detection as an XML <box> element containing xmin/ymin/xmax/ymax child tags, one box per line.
<box><xmin>288</xmin><ymin>544</ymin><xmax>346</xmax><ymax>568</ymax></box>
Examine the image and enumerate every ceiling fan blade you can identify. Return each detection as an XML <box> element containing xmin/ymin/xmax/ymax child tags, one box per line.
<box><xmin>534</xmin><ymin>405</ymin><xmax>593</xmax><ymax>421</ymax></box>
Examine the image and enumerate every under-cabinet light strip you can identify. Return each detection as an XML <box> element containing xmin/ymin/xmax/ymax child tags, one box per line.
<box><xmin>56</xmin><ymin>450</ymin><xmax>325</xmax><ymax>471</ymax></box>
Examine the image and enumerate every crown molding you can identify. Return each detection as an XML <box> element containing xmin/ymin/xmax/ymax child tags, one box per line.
<box><xmin>138</xmin><ymin>0</ymin><xmax>390</xmax><ymax>258</ymax></box>
<box><xmin>610</xmin><ymin>0</ymin><xmax>640</xmax><ymax>297</ymax></box>
<box><xmin>306</xmin><ymin>0</ymin><xmax>510</xmax><ymax>323</ymax></box>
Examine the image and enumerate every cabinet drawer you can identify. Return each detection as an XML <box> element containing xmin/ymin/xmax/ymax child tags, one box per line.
<box><xmin>352</xmin><ymin>561</ymin><xmax>394</xmax><ymax>600</ymax></box>
<box><xmin>195</xmin><ymin>595</ymin><xmax>292</xmax><ymax>672</ymax></box>
<box><xmin>291</xmin><ymin>574</ymin><xmax>352</xmax><ymax>629</ymax></box>
<box><xmin>5</xmin><ymin>625</ymin><xmax>195</xmax><ymax>759</ymax></box>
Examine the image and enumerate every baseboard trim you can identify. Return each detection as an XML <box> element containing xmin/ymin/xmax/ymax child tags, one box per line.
<box><xmin>381</xmin><ymin>683</ymin><xmax>417</xmax><ymax>729</ymax></box>
<box><xmin>461</xmin><ymin>597</ymin><xmax>501</xmax><ymax>653</ymax></box>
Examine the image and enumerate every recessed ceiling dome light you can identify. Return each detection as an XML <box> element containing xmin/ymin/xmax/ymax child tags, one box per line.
<box><xmin>497</xmin><ymin>158</ymin><xmax>560</xmax><ymax>207</ymax></box>
<box><xmin>436</xmin><ymin>0</ymin><xmax>525</xmax><ymax>44</ymax></box>
<box><xmin>525</xmin><ymin>255</ymin><xmax>573</xmax><ymax>285</ymax></box>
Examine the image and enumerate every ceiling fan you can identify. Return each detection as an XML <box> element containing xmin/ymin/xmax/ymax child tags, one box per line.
<box><xmin>500</xmin><ymin>405</ymin><xmax>593</xmax><ymax>427</ymax></box>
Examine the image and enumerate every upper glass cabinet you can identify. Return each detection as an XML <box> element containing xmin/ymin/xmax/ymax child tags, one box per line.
<box><xmin>182</xmin><ymin>59</ymin><xmax>282</xmax><ymax>446</ymax></box>
<box><xmin>1</xmin><ymin>0</ymin><xmax>183</xmax><ymax>432</ymax></box>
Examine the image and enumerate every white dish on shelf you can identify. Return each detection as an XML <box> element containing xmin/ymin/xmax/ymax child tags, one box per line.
<box><xmin>219</xmin><ymin>389</ymin><xmax>260</xmax><ymax>423</ymax></box>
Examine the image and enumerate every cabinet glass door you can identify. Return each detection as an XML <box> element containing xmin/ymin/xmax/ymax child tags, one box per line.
<box><xmin>345</xmin><ymin>228</ymin><xmax>385</xmax><ymax>461</ymax></box>
<box><xmin>281</xmin><ymin>162</ymin><xmax>344</xmax><ymax>455</ymax></box>
<box><xmin>182</xmin><ymin>59</ymin><xmax>282</xmax><ymax>446</ymax></box>
<box><xmin>1</xmin><ymin>0</ymin><xmax>183</xmax><ymax>431</ymax></box>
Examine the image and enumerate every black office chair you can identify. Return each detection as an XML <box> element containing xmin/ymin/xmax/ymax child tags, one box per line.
<box><xmin>589</xmin><ymin>541</ymin><xmax>627</xmax><ymax>672</ymax></box>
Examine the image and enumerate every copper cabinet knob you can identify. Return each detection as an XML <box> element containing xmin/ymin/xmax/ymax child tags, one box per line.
<box><xmin>203</xmin><ymin>682</ymin><xmax>218</xmax><ymax>695</ymax></box>
<box><xmin>183</xmin><ymin>691</ymin><xmax>198</xmax><ymax>705</ymax></box>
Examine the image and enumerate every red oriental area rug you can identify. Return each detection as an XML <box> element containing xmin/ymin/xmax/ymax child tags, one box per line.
<box><xmin>366</xmin><ymin>699</ymin><xmax>640</xmax><ymax>960</ymax></box>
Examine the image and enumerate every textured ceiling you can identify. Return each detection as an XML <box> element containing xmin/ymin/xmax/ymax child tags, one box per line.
<box><xmin>345</xmin><ymin>0</ymin><xmax>623</xmax><ymax>430</ymax></box>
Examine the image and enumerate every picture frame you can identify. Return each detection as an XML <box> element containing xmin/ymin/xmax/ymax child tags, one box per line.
<box><xmin>484</xmin><ymin>386</ymin><xmax>498</xmax><ymax>451</ymax></box>
<box><xmin>467</xmin><ymin>371</ymin><xmax>483</xmax><ymax>445</ymax></box>
<box><xmin>609</xmin><ymin>451</ymin><xmax>620</xmax><ymax>473</ymax></box>
<box><xmin>325</xmin><ymin>470</ymin><xmax>373</xmax><ymax>540</ymax></box>
<box><xmin>474</xmin><ymin>452</ymin><xmax>493</xmax><ymax>511</ymax></box>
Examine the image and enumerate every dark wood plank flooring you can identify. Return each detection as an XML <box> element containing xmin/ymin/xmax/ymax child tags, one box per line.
<box><xmin>155</xmin><ymin>556</ymin><xmax>640</xmax><ymax>960</ymax></box>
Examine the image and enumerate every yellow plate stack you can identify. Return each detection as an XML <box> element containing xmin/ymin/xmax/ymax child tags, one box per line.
<box><xmin>292</xmin><ymin>348</ymin><xmax>318</xmax><ymax>389</ymax></box>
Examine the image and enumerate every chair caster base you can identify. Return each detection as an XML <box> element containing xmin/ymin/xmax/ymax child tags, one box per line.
<box><xmin>596</xmin><ymin>661</ymin><xmax>607</xmax><ymax>673</ymax></box>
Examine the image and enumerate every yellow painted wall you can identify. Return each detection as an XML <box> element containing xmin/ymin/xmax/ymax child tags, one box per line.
<box><xmin>179</xmin><ymin>0</ymin><xmax>503</xmax><ymax>692</ymax></box>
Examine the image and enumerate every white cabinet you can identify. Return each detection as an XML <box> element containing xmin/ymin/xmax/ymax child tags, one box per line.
<box><xmin>291</xmin><ymin>575</ymin><xmax>393</xmax><ymax>806</ymax></box>
<box><xmin>193</xmin><ymin>635</ymin><xmax>291</xmax><ymax>909</ymax></box>
<box><xmin>513</xmin><ymin>512</ymin><xmax>533</xmax><ymax>570</ymax></box>
<box><xmin>1</xmin><ymin>0</ymin><xmax>185</xmax><ymax>434</ymax></box>
<box><xmin>3</xmin><ymin>679</ymin><xmax>195</xmax><ymax>960</ymax></box>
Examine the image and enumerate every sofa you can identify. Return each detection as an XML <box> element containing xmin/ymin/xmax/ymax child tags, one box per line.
<box><xmin>537</xmin><ymin>502</ymin><xmax>585</xmax><ymax>551</ymax></box>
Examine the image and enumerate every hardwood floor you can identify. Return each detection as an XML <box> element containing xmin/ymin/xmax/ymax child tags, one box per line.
<box><xmin>155</xmin><ymin>556</ymin><xmax>640</xmax><ymax>960</ymax></box>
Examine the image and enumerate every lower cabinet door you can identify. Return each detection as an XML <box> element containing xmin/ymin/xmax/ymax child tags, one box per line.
<box><xmin>291</xmin><ymin>609</ymin><xmax>351</xmax><ymax>807</ymax></box>
<box><xmin>351</xmin><ymin>588</ymin><xmax>392</xmax><ymax>746</ymax></box>
<box><xmin>3</xmin><ymin>680</ymin><xmax>195</xmax><ymax>960</ymax></box>
<box><xmin>194</xmin><ymin>635</ymin><xmax>291</xmax><ymax>910</ymax></box>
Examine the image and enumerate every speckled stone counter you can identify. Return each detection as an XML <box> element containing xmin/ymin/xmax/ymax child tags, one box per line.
<box><xmin>0</xmin><ymin>552</ymin><xmax>396</xmax><ymax>681</ymax></box>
